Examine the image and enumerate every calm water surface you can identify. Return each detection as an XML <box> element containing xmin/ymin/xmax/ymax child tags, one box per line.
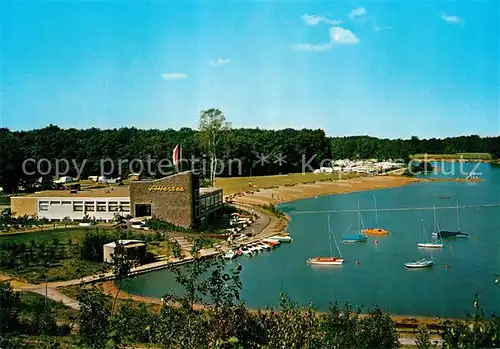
<box><xmin>122</xmin><ymin>163</ymin><xmax>500</xmax><ymax>318</ymax></box>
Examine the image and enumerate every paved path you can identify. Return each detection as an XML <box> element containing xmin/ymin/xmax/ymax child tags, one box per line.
<box><xmin>30</xmin><ymin>286</ymin><xmax>80</xmax><ymax>310</ymax></box>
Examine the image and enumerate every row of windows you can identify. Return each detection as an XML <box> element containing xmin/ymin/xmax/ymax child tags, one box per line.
<box><xmin>39</xmin><ymin>201</ymin><xmax>130</xmax><ymax>213</ymax></box>
<box><xmin>199</xmin><ymin>192</ymin><xmax>223</xmax><ymax>213</ymax></box>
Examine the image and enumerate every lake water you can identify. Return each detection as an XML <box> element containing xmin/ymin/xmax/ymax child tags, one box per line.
<box><xmin>122</xmin><ymin>162</ymin><xmax>500</xmax><ymax>318</ymax></box>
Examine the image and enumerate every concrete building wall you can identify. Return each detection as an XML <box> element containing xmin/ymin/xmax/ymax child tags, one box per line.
<box><xmin>16</xmin><ymin>197</ymin><xmax>129</xmax><ymax>221</ymax></box>
<box><xmin>11</xmin><ymin>197</ymin><xmax>38</xmax><ymax>217</ymax></box>
<box><xmin>130</xmin><ymin>171</ymin><xmax>195</xmax><ymax>227</ymax></box>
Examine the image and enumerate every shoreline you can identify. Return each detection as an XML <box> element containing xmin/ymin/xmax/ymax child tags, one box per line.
<box><xmin>227</xmin><ymin>174</ymin><xmax>475</xmax><ymax>207</ymax></box>
<box><xmin>100</xmin><ymin>281</ymin><xmax>457</xmax><ymax>327</ymax></box>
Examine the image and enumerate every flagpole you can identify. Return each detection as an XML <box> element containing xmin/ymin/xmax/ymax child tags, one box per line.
<box><xmin>180</xmin><ymin>141</ymin><xmax>183</xmax><ymax>172</ymax></box>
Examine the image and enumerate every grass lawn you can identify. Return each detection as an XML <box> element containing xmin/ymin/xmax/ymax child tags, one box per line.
<box><xmin>6</xmin><ymin>259</ymin><xmax>107</xmax><ymax>284</ymax></box>
<box><xmin>0</xmin><ymin>227</ymin><xmax>111</xmax><ymax>242</ymax></box>
<box><xmin>19</xmin><ymin>291</ymin><xmax>79</xmax><ymax>324</ymax></box>
<box><xmin>411</xmin><ymin>153</ymin><xmax>492</xmax><ymax>160</ymax></box>
<box><xmin>215</xmin><ymin>172</ymin><xmax>360</xmax><ymax>195</ymax></box>
<box><xmin>0</xmin><ymin>227</ymin><xmax>111</xmax><ymax>284</ymax></box>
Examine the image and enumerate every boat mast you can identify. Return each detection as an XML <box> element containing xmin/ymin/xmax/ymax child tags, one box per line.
<box><xmin>374</xmin><ymin>195</ymin><xmax>379</xmax><ymax>228</ymax></box>
<box><xmin>327</xmin><ymin>214</ymin><xmax>333</xmax><ymax>256</ymax></box>
<box><xmin>357</xmin><ymin>201</ymin><xmax>361</xmax><ymax>232</ymax></box>
<box><xmin>332</xmin><ymin>227</ymin><xmax>343</xmax><ymax>258</ymax></box>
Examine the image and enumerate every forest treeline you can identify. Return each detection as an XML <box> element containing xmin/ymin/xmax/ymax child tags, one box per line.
<box><xmin>1</xmin><ymin>125</ymin><xmax>499</xmax><ymax>192</ymax></box>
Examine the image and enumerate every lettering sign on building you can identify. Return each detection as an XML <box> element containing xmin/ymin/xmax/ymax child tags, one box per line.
<box><xmin>147</xmin><ymin>186</ymin><xmax>185</xmax><ymax>192</ymax></box>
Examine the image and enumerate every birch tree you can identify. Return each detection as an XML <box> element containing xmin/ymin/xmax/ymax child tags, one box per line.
<box><xmin>198</xmin><ymin>108</ymin><xmax>231</xmax><ymax>186</ymax></box>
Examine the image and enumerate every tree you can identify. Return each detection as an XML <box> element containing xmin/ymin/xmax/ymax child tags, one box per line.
<box><xmin>357</xmin><ymin>307</ymin><xmax>400</xmax><ymax>349</ymax></box>
<box><xmin>198</xmin><ymin>108</ymin><xmax>231</xmax><ymax>186</ymax></box>
<box><xmin>0</xmin><ymin>280</ymin><xmax>20</xmax><ymax>333</ymax></box>
<box><xmin>322</xmin><ymin>302</ymin><xmax>360</xmax><ymax>349</ymax></box>
<box><xmin>77</xmin><ymin>285</ymin><xmax>112</xmax><ymax>348</ymax></box>
<box><xmin>415</xmin><ymin>325</ymin><xmax>433</xmax><ymax>349</ymax></box>
<box><xmin>442</xmin><ymin>294</ymin><xmax>500</xmax><ymax>348</ymax></box>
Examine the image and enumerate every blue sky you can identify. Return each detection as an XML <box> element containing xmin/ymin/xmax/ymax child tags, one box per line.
<box><xmin>1</xmin><ymin>1</ymin><xmax>499</xmax><ymax>138</ymax></box>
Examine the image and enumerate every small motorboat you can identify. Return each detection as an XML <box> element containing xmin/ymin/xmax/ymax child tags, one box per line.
<box><xmin>268</xmin><ymin>235</ymin><xmax>292</xmax><ymax>243</ymax></box>
<box><xmin>263</xmin><ymin>239</ymin><xmax>280</xmax><ymax>247</ymax></box>
<box><xmin>307</xmin><ymin>257</ymin><xmax>344</xmax><ymax>265</ymax></box>
<box><xmin>223</xmin><ymin>250</ymin><xmax>237</xmax><ymax>260</ymax></box>
<box><xmin>258</xmin><ymin>242</ymin><xmax>271</xmax><ymax>250</ymax></box>
<box><xmin>238</xmin><ymin>246</ymin><xmax>253</xmax><ymax>256</ymax></box>
<box><xmin>248</xmin><ymin>244</ymin><xmax>262</xmax><ymax>252</ymax></box>
<box><xmin>405</xmin><ymin>258</ymin><xmax>434</xmax><ymax>268</ymax></box>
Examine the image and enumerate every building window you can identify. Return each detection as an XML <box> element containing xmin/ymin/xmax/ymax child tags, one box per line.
<box><xmin>73</xmin><ymin>202</ymin><xmax>83</xmax><ymax>212</ymax></box>
<box><xmin>50</xmin><ymin>201</ymin><xmax>61</xmax><ymax>205</ymax></box>
<box><xmin>96</xmin><ymin>202</ymin><xmax>107</xmax><ymax>212</ymax></box>
<box><xmin>200</xmin><ymin>197</ymin><xmax>207</xmax><ymax>211</ymax></box>
<box><xmin>62</xmin><ymin>201</ymin><xmax>71</xmax><ymax>205</ymax></box>
<box><xmin>85</xmin><ymin>202</ymin><xmax>95</xmax><ymax>212</ymax></box>
<box><xmin>120</xmin><ymin>203</ymin><xmax>130</xmax><ymax>212</ymax></box>
<box><xmin>109</xmin><ymin>202</ymin><xmax>119</xmax><ymax>211</ymax></box>
<box><xmin>135</xmin><ymin>204</ymin><xmax>151</xmax><ymax>217</ymax></box>
<box><xmin>216</xmin><ymin>192</ymin><xmax>222</xmax><ymax>205</ymax></box>
<box><xmin>39</xmin><ymin>201</ymin><xmax>49</xmax><ymax>212</ymax></box>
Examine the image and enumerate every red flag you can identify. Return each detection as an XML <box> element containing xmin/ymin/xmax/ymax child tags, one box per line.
<box><xmin>173</xmin><ymin>144</ymin><xmax>179</xmax><ymax>166</ymax></box>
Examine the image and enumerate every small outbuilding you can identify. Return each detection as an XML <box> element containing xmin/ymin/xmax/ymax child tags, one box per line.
<box><xmin>103</xmin><ymin>239</ymin><xmax>146</xmax><ymax>263</ymax></box>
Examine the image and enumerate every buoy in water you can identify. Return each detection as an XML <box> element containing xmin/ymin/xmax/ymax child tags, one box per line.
<box><xmin>475</xmin><ymin>236</ymin><xmax>479</xmax><ymax>240</ymax></box>
<box><xmin>445</xmin><ymin>264</ymin><xmax>450</xmax><ymax>269</ymax></box>
<box><xmin>356</xmin><ymin>261</ymin><xmax>360</xmax><ymax>265</ymax></box>
<box><xmin>375</xmin><ymin>240</ymin><xmax>379</xmax><ymax>243</ymax></box>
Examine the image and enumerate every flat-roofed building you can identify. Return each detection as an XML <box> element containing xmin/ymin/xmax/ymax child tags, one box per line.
<box><xmin>10</xmin><ymin>171</ymin><xmax>223</xmax><ymax>228</ymax></box>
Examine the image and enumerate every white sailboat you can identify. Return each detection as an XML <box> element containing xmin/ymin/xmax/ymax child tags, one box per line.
<box><xmin>407</xmin><ymin>220</ymin><xmax>434</xmax><ymax>268</ymax></box>
<box><xmin>417</xmin><ymin>207</ymin><xmax>444</xmax><ymax>248</ymax></box>
<box><xmin>308</xmin><ymin>214</ymin><xmax>344</xmax><ymax>265</ymax></box>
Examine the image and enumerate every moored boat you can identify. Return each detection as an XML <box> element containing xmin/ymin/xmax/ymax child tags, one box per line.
<box><xmin>417</xmin><ymin>242</ymin><xmax>444</xmax><ymax>248</ymax></box>
<box><xmin>238</xmin><ymin>246</ymin><xmax>253</xmax><ymax>256</ymax></box>
<box><xmin>361</xmin><ymin>195</ymin><xmax>390</xmax><ymax>235</ymax></box>
<box><xmin>307</xmin><ymin>214</ymin><xmax>344</xmax><ymax>266</ymax></box>
<box><xmin>405</xmin><ymin>258</ymin><xmax>434</xmax><ymax>268</ymax></box>
<box><xmin>344</xmin><ymin>201</ymin><xmax>368</xmax><ymax>243</ymax></box>
<box><xmin>268</xmin><ymin>235</ymin><xmax>292</xmax><ymax>242</ymax></box>
<box><xmin>223</xmin><ymin>250</ymin><xmax>237</xmax><ymax>260</ymax></box>
<box><xmin>307</xmin><ymin>257</ymin><xmax>344</xmax><ymax>265</ymax></box>
<box><xmin>263</xmin><ymin>239</ymin><xmax>280</xmax><ymax>247</ymax></box>
<box><xmin>343</xmin><ymin>234</ymin><xmax>368</xmax><ymax>243</ymax></box>
<box><xmin>418</xmin><ymin>207</ymin><xmax>444</xmax><ymax>248</ymax></box>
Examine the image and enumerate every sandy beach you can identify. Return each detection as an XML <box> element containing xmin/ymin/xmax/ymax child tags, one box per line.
<box><xmin>229</xmin><ymin>175</ymin><xmax>421</xmax><ymax>206</ymax></box>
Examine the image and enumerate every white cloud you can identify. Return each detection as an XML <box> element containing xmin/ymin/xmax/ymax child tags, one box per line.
<box><xmin>349</xmin><ymin>7</ymin><xmax>367</xmax><ymax>19</ymax></box>
<box><xmin>161</xmin><ymin>73</ymin><xmax>187</xmax><ymax>80</ymax></box>
<box><xmin>290</xmin><ymin>43</ymin><xmax>332</xmax><ymax>51</ymax></box>
<box><xmin>291</xmin><ymin>26</ymin><xmax>360</xmax><ymax>51</ymax></box>
<box><xmin>301</xmin><ymin>14</ymin><xmax>343</xmax><ymax>25</ymax></box>
<box><xmin>330</xmin><ymin>26</ymin><xmax>360</xmax><ymax>45</ymax></box>
<box><xmin>210</xmin><ymin>58</ymin><xmax>230</xmax><ymax>66</ymax></box>
<box><xmin>441</xmin><ymin>13</ymin><xmax>462</xmax><ymax>23</ymax></box>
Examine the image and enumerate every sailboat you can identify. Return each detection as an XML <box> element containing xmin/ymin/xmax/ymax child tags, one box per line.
<box><xmin>417</xmin><ymin>207</ymin><xmax>444</xmax><ymax>248</ymax></box>
<box><xmin>362</xmin><ymin>194</ymin><xmax>389</xmax><ymax>235</ymax></box>
<box><xmin>343</xmin><ymin>201</ymin><xmax>368</xmax><ymax>243</ymax></box>
<box><xmin>407</xmin><ymin>220</ymin><xmax>434</xmax><ymax>268</ymax></box>
<box><xmin>433</xmin><ymin>200</ymin><xmax>469</xmax><ymax>239</ymax></box>
<box><xmin>307</xmin><ymin>214</ymin><xmax>344</xmax><ymax>265</ymax></box>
